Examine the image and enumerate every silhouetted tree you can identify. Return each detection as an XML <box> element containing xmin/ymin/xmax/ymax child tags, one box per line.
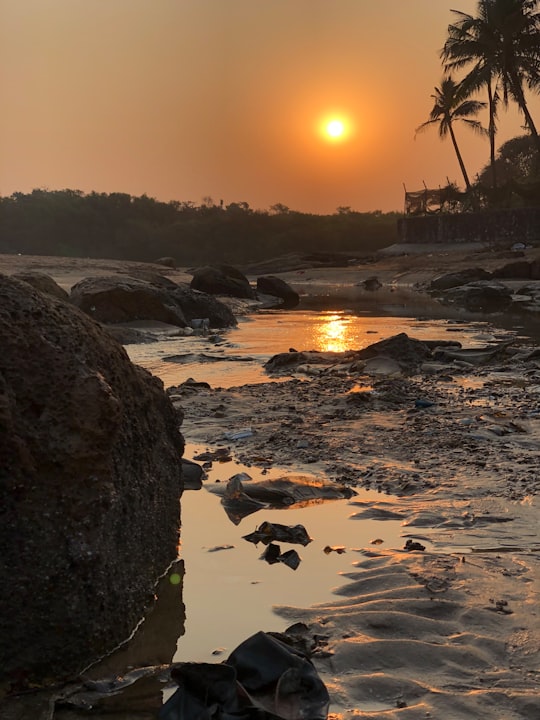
<box><xmin>416</xmin><ymin>77</ymin><xmax>487</xmax><ymax>191</ymax></box>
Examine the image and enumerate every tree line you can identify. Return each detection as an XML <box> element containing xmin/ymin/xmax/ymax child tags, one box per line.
<box><xmin>416</xmin><ymin>0</ymin><xmax>540</xmax><ymax>209</ymax></box>
<box><xmin>0</xmin><ymin>190</ymin><xmax>401</xmax><ymax>265</ymax></box>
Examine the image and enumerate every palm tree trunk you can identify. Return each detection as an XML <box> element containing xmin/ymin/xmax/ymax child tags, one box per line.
<box><xmin>448</xmin><ymin>124</ymin><xmax>472</xmax><ymax>190</ymax></box>
<box><xmin>487</xmin><ymin>82</ymin><xmax>497</xmax><ymax>189</ymax></box>
<box><xmin>509</xmin><ymin>70</ymin><xmax>540</xmax><ymax>152</ymax></box>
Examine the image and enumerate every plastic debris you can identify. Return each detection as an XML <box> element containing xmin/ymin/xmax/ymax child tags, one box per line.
<box><xmin>261</xmin><ymin>543</ymin><xmax>301</xmax><ymax>570</ymax></box>
<box><xmin>404</xmin><ymin>539</ymin><xmax>426</xmax><ymax>552</ymax></box>
<box><xmin>160</xmin><ymin>630</ymin><xmax>329</xmax><ymax>720</ymax></box>
<box><xmin>243</xmin><ymin>521</ymin><xmax>312</xmax><ymax>547</ymax></box>
<box><xmin>207</xmin><ymin>544</ymin><xmax>235</xmax><ymax>553</ymax></box>
<box><xmin>224</xmin><ymin>428</ymin><xmax>254</xmax><ymax>440</ymax></box>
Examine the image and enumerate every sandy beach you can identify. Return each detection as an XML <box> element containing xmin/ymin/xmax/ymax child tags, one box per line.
<box><xmin>1</xmin><ymin>247</ymin><xmax>539</xmax><ymax>719</ymax></box>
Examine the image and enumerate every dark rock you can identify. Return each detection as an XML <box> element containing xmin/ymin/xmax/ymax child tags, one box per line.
<box><xmin>12</xmin><ymin>271</ymin><xmax>69</xmax><ymax>301</ymax></box>
<box><xmin>181</xmin><ymin>458</ymin><xmax>205</xmax><ymax>490</ymax></box>
<box><xmin>530</xmin><ymin>259</ymin><xmax>540</xmax><ymax>280</ymax></box>
<box><xmin>154</xmin><ymin>256</ymin><xmax>177</xmax><ymax>268</ymax></box>
<box><xmin>170</xmin><ymin>285</ymin><xmax>237</xmax><ymax>328</ymax></box>
<box><xmin>492</xmin><ymin>261</ymin><xmax>532</xmax><ymax>279</ymax></box>
<box><xmin>362</xmin><ymin>276</ymin><xmax>382</xmax><ymax>291</ymax></box>
<box><xmin>354</xmin><ymin>333</ymin><xmax>432</xmax><ymax>371</ymax></box>
<box><xmin>429</xmin><ymin>268</ymin><xmax>492</xmax><ymax>292</ymax></box>
<box><xmin>441</xmin><ymin>281</ymin><xmax>513</xmax><ymax>313</ymax></box>
<box><xmin>190</xmin><ymin>265</ymin><xmax>256</xmax><ymax>299</ymax></box>
<box><xmin>70</xmin><ymin>275</ymin><xmax>187</xmax><ymax>325</ymax></box>
<box><xmin>256</xmin><ymin>276</ymin><xmax>300</xmax><ymax>307</ymax></box>
<box><xmin>70</xmin><ymin>275</ymin><xmax>236</xmax><ymax>328</ymax></box>
<box><xmin>0</xmin><ymin>274</ymin><xmax>184</xmax><ymax>683</ymax></box>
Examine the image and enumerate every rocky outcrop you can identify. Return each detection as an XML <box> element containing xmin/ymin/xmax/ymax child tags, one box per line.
<box><xmin>0</xmin><ymin>274</ymin><xmax>184</xmax><ymax>684</ymax></box>
<box><xmin>429</xmin><ymin>268</ymin><xmax>492</xmax><ymax>292</ymax></box>
<box><xmin>256</xmin><ymin>276</ymin><xmax>299</xmax><ymax>307</ymax></box>
<box><xmin>439</xmin><ymin>280</ymin><xmax>513</xmax><ymax>313</ymax></box>
<box><xmin>70</xmin><ymin>275</ymin><xmax>237</xmax><ymax>328</ymax></box>
<box><xmin>170</xmin><ymin>284</ymin><xmax>238</xmax><ymax>327</ymax></box>
<box><xmin>493</xmin><ymin>259</ymin><xmax>540</xmax><ymax>280</ymax></box>
<box><xmin>190</xmin><ymin>265</ymin><xmax>256</xmax><ymax>299</ymax></box>
<box><xmin>352</xmin><ymin>333</ymin><xmax>433</xmax><ymax>373</ymax></box>
<box><xmin>265</xmin><ymin>334</ymin><xmax>433</xmax><ymax>377</ymax></box>
<box><xmin>12</xmin><ymin>271</ymin><xmax>69</xmax><ymax>300</ymax></box>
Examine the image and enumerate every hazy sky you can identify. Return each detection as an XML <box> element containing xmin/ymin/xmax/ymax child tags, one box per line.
<box><xmin>1</xmin><ymin>0</ymin><xmax>539</xmax><ymax>213</ymax></box>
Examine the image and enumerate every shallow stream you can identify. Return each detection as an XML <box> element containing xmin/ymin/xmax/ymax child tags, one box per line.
<box><xmin>122</xmin><ymin>303</ymin><xmax>524</xmax><ymax>669</ymax></box>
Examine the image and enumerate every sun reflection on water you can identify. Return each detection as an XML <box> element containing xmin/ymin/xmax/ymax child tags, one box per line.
<box><xmin>313</xmin><ymin>312</ymin><xmax>360</xmax><ymax>353</ymax></box>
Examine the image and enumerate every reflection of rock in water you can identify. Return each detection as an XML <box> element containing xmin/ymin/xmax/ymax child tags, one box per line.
<box><xmin>3</xmin><ymin>563</ymin><xmax>186</xmax><ymax>719</ymax></box>
<box><xmin>86</xmin><ymin>560</ymin><xmax>186</xmax><ymax>679</ymax></box>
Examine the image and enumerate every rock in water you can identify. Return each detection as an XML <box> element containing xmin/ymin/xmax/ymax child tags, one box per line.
<box><xmin>256</xmin><ymin>276</ymin><xmax>300</xmax><ymax>307</ymax></box>
<box><xmin>0</xmin><ymin>274</ymin><xmax>184</xmax><ymax>684</ymax></box>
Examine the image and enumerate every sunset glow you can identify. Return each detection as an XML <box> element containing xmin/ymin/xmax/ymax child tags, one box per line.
<box><xmin>0</xmin><ymin>0</ymin><xmax>538</xmax><ymax>213</ymax></box>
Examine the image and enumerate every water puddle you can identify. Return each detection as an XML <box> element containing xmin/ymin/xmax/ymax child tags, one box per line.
<box><xmin>126</xmin><ymin>310</ymin><xmax>516</xmax><ymax>389</ymax></box>
<box><xmin>174</xmin><ymin>446</ymin><xmax>405</xmax><ymax>663</ymax></box>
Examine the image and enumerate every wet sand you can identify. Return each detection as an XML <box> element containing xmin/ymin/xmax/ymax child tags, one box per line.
<box><xmin>2</xmin><ymin>248</ymin><xmax>539</xmax><ymax>719</ymax></box>
<box><xmin>177</xmin><ymin>359</ymin><xmax>539</xmax><ymax>719</ymax></box>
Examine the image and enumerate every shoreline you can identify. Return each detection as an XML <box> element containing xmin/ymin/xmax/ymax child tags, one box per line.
<box><xmin>1</xmin><ymin>250</ymin><xmax>539</xmax><ymax>719</ymax></box>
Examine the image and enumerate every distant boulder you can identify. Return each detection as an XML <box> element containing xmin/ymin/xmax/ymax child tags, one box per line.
<box><xmin>190</xmin><ymin>265</ymin><xmax>256</xmax><ymax>299</ymax></box>
<box><xmin>154</xmin><ymin>256</ymin><xmax>177</xmax><ymax>268</ymax></box>
<box><xmin>429</xmin><ymin>268</ymin><xmax>492</xmax><ymax>292</ymax></box>
<box><xmin>70</xmin><ymin>275</ymin><xmax>236</xmax><ymax>328</ymax></box>
<box><xmin>441</xmin><ymin>281</ymin><xmax>513</xmax><ymax>313</ymax></box>
<box><xmin>71</xmin><ymin>275</ymin><xmax>187</xmax><ymax>325</ymax></box>
<box><xmin>362</xmin><ymin>276</ymin><xmax>382</xmax><ymax>292</ymax></box>
<box><xmin>492</xmin><ymin>261</ymin><xmax>532</xmax><ymax>279</ymax></box>
<box><xmin>256</xmin><ymin>275</ymin><xmax>299</xmax><ymax>307</ymax></box>
<box><xmin>171</xmin><ymin>285</ymin><xmax>237</xmax><ymax>328</ymax></box>
<box><xmin>12</xmin><ymin>271</ymin><xmax>69</xmax><ymax>301</ymax></box>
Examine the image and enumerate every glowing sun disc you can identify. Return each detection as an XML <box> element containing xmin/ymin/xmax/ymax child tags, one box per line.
<box><xmin>326</xmin><ymin>119</ymin><xmax>345</xmax><ymax>138</ymax></box>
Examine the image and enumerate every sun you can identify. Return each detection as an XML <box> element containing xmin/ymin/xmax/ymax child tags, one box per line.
<box><xmin>319</xmin><ymin>115</ymin><xmax>351</xmax><ymax>143</ymax></box>
<box><xmin>326</xmin><ymin>119</ymin><xmax>345</xmax><ymax>138</ymax></box>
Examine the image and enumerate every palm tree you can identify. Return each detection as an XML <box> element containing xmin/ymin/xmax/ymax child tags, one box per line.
<box><xmin>443</xmin><ymin>1</ymin><xmax>540</xmax><ymax>157</ymax></box>
<box><xmin>416</xmin><ymin>77</ymin><xmax>487</xmax><ymax>191</ymax></box>
<box><xmin>441</xmin><ymin>3</ymin><xmax>501</xmax><ymax>187</ymax></box>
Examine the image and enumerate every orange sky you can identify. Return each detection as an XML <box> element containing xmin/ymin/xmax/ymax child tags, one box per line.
<box><xmin>1</xmin><ymin>0</ymin><xmax>539</xmax><ymax>213</ymax></box>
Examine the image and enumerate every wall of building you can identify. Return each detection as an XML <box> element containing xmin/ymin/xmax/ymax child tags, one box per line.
<box><xmin>398</xmin><ymin>207</ymin><xmax>540</xmax><ymax>245</ymax></box>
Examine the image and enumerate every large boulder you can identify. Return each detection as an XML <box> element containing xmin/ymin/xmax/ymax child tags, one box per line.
<box><xmin>0</xmin><ymin>274</ymin><xmax>184</xmax><ymax>684</ymax></box>
<box><xmin>12</xmin><ymin>271</ymin><xmax>69</xmax><ymax>300</ymax></box>
<box><xmin>190</xmin><ymin>265</ymin><xmax>256</xmax><ymax>299</ymax></box>
<box><xmin>70</xmin><ymin>275</ymin><xmax>236</xmax><ymax>328</ymax></box>
<box><xmin>256</xmin><ymin>275</ymin><xmax>299</xmax><ymax>307</ymax></box>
